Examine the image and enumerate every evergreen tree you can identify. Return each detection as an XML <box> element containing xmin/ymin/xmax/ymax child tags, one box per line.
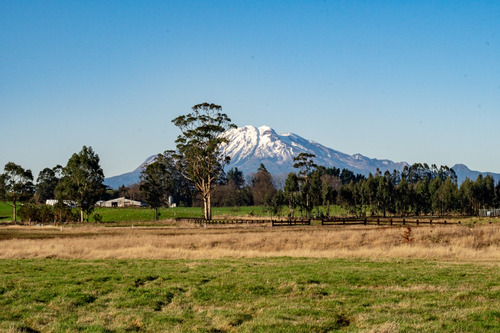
<box><xmin>57</xmin><ymin>146</ymin><xmax>105</xmax><ymax>222</ymax></box>
<box><xmin>284</xmin><ymin>172</ymin><xmax>299</xmax><ymax>217</ymax></box>
<box><xmin>140</xmin><ymin>152</ymin><xmax>178</xmax><ymax>220</ymax></box>
<box><xmin>35</xmin><ymin>165</ymin><xmax>62</xmax><ymax>203</ymax></box>
<box><xmin>251</xmin><ymin>164</ymin><xmax>277</xmax><ymax>206</ymax></box>
<box><xmin>0</xmin><ymin>162</ymin><xmax>35</xmax><ymax>221</ymax></box>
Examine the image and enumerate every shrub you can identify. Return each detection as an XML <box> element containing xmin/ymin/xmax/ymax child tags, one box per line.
<box><xmin>93</xmin><ymin>213</ymin><xmax>103</xmax><ymax>223</ymax></box>
<box><xmin>53</xmin><ymin>204</ymin><xmax>78</xmax><ymax>222</ymax></box>
<box><xmin>39</xmin><ymin>205</ymin><xmax>54</xmax><ymax>223</ymax></box>
<box><xmin>17</xmin><ymin>204</ymin><xmax>40</xmax><ymax>222</ymax></box>
<box><xmin>402</xmin><ymin>226</ymin><xmax>414</xmax><ymax>244</ymax></box>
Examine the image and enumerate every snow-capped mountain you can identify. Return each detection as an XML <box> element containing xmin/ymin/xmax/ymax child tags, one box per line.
<box><xmin>222</xmin><ymin>125</ymin><xmax>408</xmax><ymax>177</ymax></box>
<box><xmin>103</xmin><ymin>125</ymin><xmax>500</xmax><ymax>188</ymax></box>
<box><xmin>104</xmin><ymin>125</ymin><xmax>407</xmax><ymax>188</ymax></box>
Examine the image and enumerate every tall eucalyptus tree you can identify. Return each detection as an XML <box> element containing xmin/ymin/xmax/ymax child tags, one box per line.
<box><xmin>172</xmin><ymin>103</ymin><xmax>236</xmax><ymax>220</ymax></box>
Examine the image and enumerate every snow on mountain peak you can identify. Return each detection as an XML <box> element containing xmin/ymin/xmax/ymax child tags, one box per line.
<box><xmin>221</xmin><ymin>125</ymin><xmax>408</xmax><ymax>177</ymax></box>
<box><xmin>107</xmin><ymin>125</ymin><xmax>485</xmax><ymax>189</ymax></box>
<box><xmin>258</xmin><ymin>125</ymin><xmax>273</xmax><ymax>133</ymax></box>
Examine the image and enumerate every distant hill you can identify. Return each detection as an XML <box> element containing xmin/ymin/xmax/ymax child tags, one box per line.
<box><xmin>104</xmin><ymin>155</ymin><xmax>156</xmax><ymax>189</ymax></box>
<box><xmin>104</xmin><ymin>125</ymin><xmax>500</xmax><ymax>188</ymax></box>
<box><xmin>451</xmin><ymin>163</ymin><xmax>500</xmax><ymax>185</ymax></box>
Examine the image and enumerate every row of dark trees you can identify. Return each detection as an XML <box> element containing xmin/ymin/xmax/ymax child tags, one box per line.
<box><xmin>138</xmin><ymin>148</ymin><xmax>500</xmax><ymax>219</ymax></box>
<box><xmin>273</xmin><ymin>159</ymin><xmax>500</xmax><ymax>218</ymax></box>
<box><xmin>279</xmin><ymin>159</ymin><xmax>499</xmax><ymax>217</ymax></box>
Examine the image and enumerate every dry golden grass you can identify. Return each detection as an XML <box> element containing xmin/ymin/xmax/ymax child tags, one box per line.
<box><xmin>0</xmin><ymin>223</ymin><xmax>499</xmax><ymax>261</ymax></box>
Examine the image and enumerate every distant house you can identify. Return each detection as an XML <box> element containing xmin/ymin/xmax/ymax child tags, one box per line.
<box><xmin>45</xmin><ymin>199</ymin><xmax>76</xmax><ymax>207</ymax></box>
<box><xmin>97</xmin><ymin>197</ymin><xmax>145</xmax><ymax>208</ymax></box>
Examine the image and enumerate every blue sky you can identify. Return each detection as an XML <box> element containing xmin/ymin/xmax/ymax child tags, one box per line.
<box><xmin>2</xmin><ymin>1</ymin><xmax>500</xmax><ymax>178</ymax></box>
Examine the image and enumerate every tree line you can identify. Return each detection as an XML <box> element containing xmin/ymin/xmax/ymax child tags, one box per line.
<box><xmin>0</xmin><ymin>146</ymin><xmax>105</xmax><ymax>223</ymax></box>
<box><xmin>275</xmin><ymin>157</ymin><xmax>500</xmax><ymax>218</ymax></box>
<box><xmin>2</xmin><ymin>103</ymin><xmax>500</xmax><ymax>222</ymax></box>
<box><xmin>0</xmin><ymin>103</ymin><xmax>235</xmax><ymax>222</ymax></box>
<box><xmin>137</xmin><ymin>150</ymin><xmax>500</xmax><ymax>219</ymax></box>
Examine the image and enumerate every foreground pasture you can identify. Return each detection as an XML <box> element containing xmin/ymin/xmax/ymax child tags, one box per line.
<box><xmin>0</xmin><ymin>223</ymin><xmax>499</xmax><ymax>332</ymax></box>
<box><xmin>1</xmin><ymin>258</ymin><xmax>499</xmax><ymax>332</ymax></box>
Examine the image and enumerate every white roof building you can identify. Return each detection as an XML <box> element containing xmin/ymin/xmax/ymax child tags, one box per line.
<box><xmin>97</xmin><ymin>197</ymin><xmax>145</xmax><ymax>208</ymax></box>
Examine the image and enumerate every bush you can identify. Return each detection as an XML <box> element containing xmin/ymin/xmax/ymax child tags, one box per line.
<box><xmin>53</xmin><ymin>204</ymin><xmax>79</xmax><ymax>223</ymax></box>
<box><xmin>18</xmin><ymin>204</ymin><xmax>40</xmax><ymax>222</ymax></box>
<box><xmin>39</xmin><ymin>205</ymin><xmax>54</xmax><ymax>223</ymax></box>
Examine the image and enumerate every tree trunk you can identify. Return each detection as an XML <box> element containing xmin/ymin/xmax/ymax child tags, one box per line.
<box><xmin>203</xmin><ymin>198</ymin><xmax>208</xmax><ymax>220</ymax></box>
<box><xmin>12</xmin><ymin>203</ymin><xmax>16</xmax><ymax>222</ymax></box>
<box><xmin>207</xmin><ymin>193</ymin><xmax>211</xmax><ymax>220</ymax></box>
<box><xmin>203</xmin><ymin>195</ymin><xmax>212</xmax><ymax>220</ymax></box>
<box><xmin>80</xmin><ymin>208</ymin><xmax>84</xmax><ymax>223</ymax></box>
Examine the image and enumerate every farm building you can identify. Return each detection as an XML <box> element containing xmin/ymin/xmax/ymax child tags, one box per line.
<box><xmin>97</xmin><ymin>197</ymin><xmax>145</xmax><ymax>208</ymax></box>
<box><xmin>45</xmin><ymin>199</ymin><xmax>76</xmax><ymax>207</ymax></box>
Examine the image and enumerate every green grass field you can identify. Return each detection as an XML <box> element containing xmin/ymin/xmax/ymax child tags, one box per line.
<box><xmin>93</xmin><ymin>205</ymin><xmax>349</xmax><ymax>223</ymax></box>
<box><xmin>94</xmin><ymin>205</ymin><xmax>269</xmax><ymax>222</ymax></box>
<box><xmin>0</xmin><ymin>202</ymin><xmax>13</xmax><ymax>222</ymax></box>
<box><xmin>95</xmin><ymin>205</ymin><xmax>350</xmax><ymax>222</ymax></box>
<box><xmin>0</xmin><ymin>258</ymin><xmax>498</xmax><ymax>332</ymax></box>
<box><xmin>0</xmin><ymin>201</ymin><xmax>349</xmax><ymax>223</ymax></box>
<box><xmin>0</xmin><ymin>203</ymin><xmax>267</xmax><ymax>223</ymax></box>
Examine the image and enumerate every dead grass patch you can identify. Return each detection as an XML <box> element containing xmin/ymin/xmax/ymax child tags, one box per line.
<box><xmin>0</xmin><ymin>224</ymin><xmax>499</xmax><ymax>261</ymax></box>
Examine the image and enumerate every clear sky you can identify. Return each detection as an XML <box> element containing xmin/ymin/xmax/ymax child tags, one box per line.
<box><xmin>2</xmin><ymin>1</ymin><xmax>500</xmax><ymax>179</ymax></box>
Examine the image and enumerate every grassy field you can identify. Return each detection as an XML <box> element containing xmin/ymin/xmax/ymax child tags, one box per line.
<box><xmin>92</xmin><ymin>205</ymin><xmax>348</xmax><ymax>223</ymax></box>
<box><xmin>1</xmin><ymin>258</ymin><xmax>499</xmax><ymax>332</ymax></box>
<box><xmin>0</xmin><ymin>201</ymin><xmax>350</xmax><ymax>222</ymax></box>
<box><xmin>0</xmin><ymin>202</ymin><xmax>13</xmax><ymax>222</ymax></box>
<box><xmin>93</xmin><ymin>206</ymin><xmax>268</xmax><ymax>222</ymax></box>
<box><xmin>1</xmin><ymin>205</ymin><xmax>499</xmax><ymax>332</ymax></box>
<box><xmin>1</xmin><ymin>223</ymin><xmax>499</xmax><ymax>261</ymax></box>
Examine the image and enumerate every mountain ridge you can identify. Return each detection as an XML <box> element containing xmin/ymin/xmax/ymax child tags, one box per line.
<box><xmin>103</xmin><ymin>125</ymin><xmax>500</xmax><ymax>188</ymax></box>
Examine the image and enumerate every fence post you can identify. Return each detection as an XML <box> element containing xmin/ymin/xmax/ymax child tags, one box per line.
<box><xmin>403</xmin><ymin>218</ymin><xmax>406</xmax><ymax>225</ymax></box>
<box><xmin>430</xmin><ymin>219</ymin><xmax>432</xmax><ymax>225</ymax></box>
<box><xmin>416</xmin><ymin>219</ymin><xmax>419</xmax><ymax>226</ymax></box>
<box><xmin>364</xmin><ymin>218</ymin><xmax>367</xmax><ymax>225</ymax></box>
<box><xmin>390</xmin><ymin>219</ymin><xmax>393</xmax><ymax>226</ymax></box>
<box><xmin>444</xmin><ymin>220</ymin><xmax>447</xmax><ymax>224</ymax></box>
<box><xmin>377</xmin><ymin>218</ymin><xmax>380</xmax><ymax>225</ymax></box>
<box><xmin>343</xmin><ymin>218</ymin><xmax>345</xmax><ymax>225</ymax></box>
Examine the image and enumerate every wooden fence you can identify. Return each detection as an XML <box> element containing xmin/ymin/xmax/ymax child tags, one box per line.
<box><xmin>191</xmin><ymin>218</ymin><xmax>269</xmax><ymax>225</ymax></box>
<box><xmin>271</xmin><ymin>218</ymin><xmax>311</xmax><ymax>226</ymax></box>
<box><xmin>189</xmin><ymin>218</ymin><xmax>311</xmax><ymax>227</ymax></box>
<box><xmin>188</xmin><ymin>217</ymin><xmax>471</xmax><ymax>227</ymax></box>
<box><xmin>321</xmin><ymin>217</ymin><xmax>462</xmax><ymax>226</ymax></box>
